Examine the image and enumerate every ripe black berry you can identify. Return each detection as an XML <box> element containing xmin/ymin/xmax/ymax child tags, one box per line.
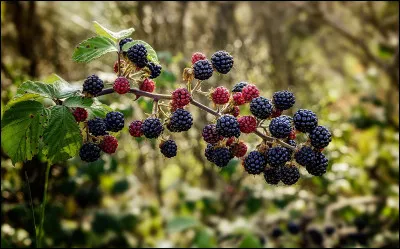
<box><xmin>79</xmin><ymin>142</ymin><xmax>101</xmax><ymax>162</ymax></box>
<box><xmin>243</xmin><ymin>151</ymin><xmax>267</xmax><ymax>175</ymax></box>
<box><xmin>271</xmin><ymin>227</ymin><xmax>283</xmax><ymax>238</ymax></box>
<box><xmin>216</xmin><ymin>114</ymin><xmax>241</xmax><ymax>138</ymax></box>
<box><xmin>295</xmin><ymin>146</ymin><xmax>316</xmax><ymax>167</ymax></box>
<box><xmin>83</xmin><ymin>75</ymin><xmax>104</xmax><ymax>96</ymax></box>
<box><xmin>213</xmin><ymin>147</ymin><xmax>233</xmax><ymax>167</ymax></box>
<box><xmin>205</xmin><ymin>144</ymin><xmax>215</xmax><ymax>163</ymax></box>
<box><xmin>127</xmin><ymin>43</ymin><xmax>148</xmax><ymax>68</ymax></box>
<box><xmin>147</xmin><ymin>62</ymin><xmax>162</xmax><ymax>79</ymax></box>
<box><xmin>307</xmin><ymin>229</ymin><xmax>323</xmax><ymax>246</ymax></box>
<box><xmin>159</xmin><ymin>140</ymin><xmax>177</xmax><ymax>158</ymax></box>
<box><xmin>119</xmin><ymin>37</ymin><xmax>133</xmax><ymax>51</ymax></box>
<box><xmin>287</xmin><ymin>222</ymin><xmax>300</xmax><ymax>235</ymax></box>
<box><xmin>193</xmin><ymin>59</ymin><xmax>213</xmax><ymax>80</ymax></box>
<box><xmin>269</xmin><ymin>115</ymin><xmax>292</xmax><ymax>138</ymax></box>
<box><xmin>310</xmin><ymin>125</ymin><xmax>332</xmax><ymax>149</ymax></box>
<box><xmin>266</xmin><ymin>147</ymin><xmax>291</xmax><ymax>167</ymax></box>
<box><xmin>141</xmin><ymin>117</ymin><xmax>164</xmax><ymax>139</ymax></box>
<box><xmin>273</xmin><ymin>90</ymin><xmax>295</xmax><ymax>110</ymax></box>
<box><xmin>202</xmin><ymin>124</ymin><xmax>222</xmax><ymax>144</ymax></box>
<box><xmin>250</xmin><ymin>97</ymin><xmax>273</xmax><ymax>119</ymax></box>
<box><xmin>280</xmin><ymin>165</ymin><xmax>300</xmax><ymax>185</ymax></box>
<box><xmin>105</xmin><ymin>111</ymin><xmax>124</xmax><ymax>132</ymax></box>
<box><xmin>284</xmin><ymin>139</ymin><xmax>297</xmax><ymax>156</ymax></box>
<box><xmin>264</xmin><ymin>166</ymin><xmax>281</xmax><ymax>185</ymax></box>
<box><xmin>88</xmin><ymin>118</ymin><xmax>108</xmax><ymax>136</ymax></box>
<box><xmin>293</xmin><ymin>109</ymin><xmax>318</xmax><ymax>133</ymax></box>
<box><xmin>306</xmin><ymin>152</ymin><xmax>328</xmax><ymax>176</ymax></box>
<box><xmin>167</xmin><ymin>109</ymin><xmax>193</xmax><ymax>132</ymax></box>
<box><xmin>325</xmin><ymin>226</ymin><xmax>335</xmax><ymax>236</ymax></box>
<box><xmin>231</xmin><ymin>82</ymin><xmax>248</xmax><ymax>93</ymax></box>
<box><xmin>211</xmin><ymin>50</ymin><xmax>234</xmax><ymax>74</ymax></box>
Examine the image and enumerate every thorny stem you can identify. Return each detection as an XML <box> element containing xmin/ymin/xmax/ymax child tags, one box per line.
<box><xmin>95</xmin><ymin>88</ymin><xmax>295</xmax><ymax>150</ymax></box>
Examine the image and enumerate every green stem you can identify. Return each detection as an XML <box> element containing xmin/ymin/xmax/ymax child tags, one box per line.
<box><xmin>37</xmin><ymin>162</ymin><xmax>51</xmax><ymax>248</ymax></box>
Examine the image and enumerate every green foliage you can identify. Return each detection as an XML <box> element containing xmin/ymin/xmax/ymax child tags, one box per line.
<box><xmin>93</xmin><ymin>21</ymin><xmax>135</xmax><ymax>41</ymax></box>
<box><xmin>63</xmin><ymin>96</ymin><xmax>93</xmax><ymax>108</ymax></box>
<box><xmin>238</xmin><ymin>233</ymin><xmax>263</xmax><ymax>248</ymax></box>
<box><xmin>72</xmin><ymin>36</ymin><xmax>118</xmax><ymax>63</ymax></box>
<box><xmin>122</xmin><ymin>40</ymin><xmax>159</xmax><ymax>64</ymax></box>
<box><xmin>1</xmin><ymin>101</ymin><xmax>48</xmax><ymax>164</ymax></box>
<box><xmin>167</xmin><ymin>216</ymin><xmax>199</xmax><ymax>233</ymax></box>
<box><xmin>42</xmin><ymin>106</ymin><xmax>82</xmax><ymax>163</ymax></box>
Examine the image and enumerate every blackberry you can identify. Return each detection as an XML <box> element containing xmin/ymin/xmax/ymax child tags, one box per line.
<box><xmin>105</xmin><ymin>111</ymin><xmax>124</xmax><ymax>132</ymax></box>
<box><xmin>83</xmin><ymin>75</ymin><xmax>104</xmax><ymax>96</ymax></box>
<box><xmin>88</xmin><ymin>118</ymin><xmax>108</xmax><ymax>136</ymax></box>
<box><xmin>229</xmin><ymin>141</ymin><xmax>247</xmax><ymax>158</ymax></box>
<box><xmin>205</xmin><ymin>144</ymin><xmax>215</xmax><ymax>163</ymax></box>
<box><xmin>147</xmin><ymin>62</ymin><xmax>162</xmax><ymax>79</ymax></box>
<box><xmin>271</xmin><ymin>227</ymin><xmax>283</xmax><ymax>238</ymax></box>
<box><xmin>167</xmin><ymin>109</ymin><xmax>193</xmax><ymax>132</ymax></box>
<box><xmin>280</xmin><ymin>165</ymin><xmax>300</xmax><ymax>185</ymax></box>
<box><xmin>202</xmin><ymin>124</ymin><xmax>222</xmax><ymax>144</ymax></box>
<box><xmin>243</xmin><ymin>151</ymin><xmax>267</xmax><ymax>175</ymax></box>
<box><xmin>232</xmin><ymin>82</ymin><xmax>248</xmax><ymax>93</ymax></box>
<box><xmin>269</xmin><ymin>115</ymin><xmax>292</xmax><ymax>138</ymax></box>
<box><xmin>295</xmin><ymin>146</ymin><xmax>316</xmax><ymax>167</ymax></box>
<box><xmin>266</xmin><ymin>147</ymin><xmax>291</xmax><ymax>167</ymax></box>
<box><xmin>354</xmin><ymin>216</ymin><xmax>368</xmax><ymax>231</ymax></box>
<box><xmin>213</xmin><ymin>147</ymin><xmax>233</xmax><ymax>167</ymax></box>
<box><xmin>211</xmin><ymin>50</ymin><xmax>234</xmax><ymax>74</ymax></box>
<box><xmin>127</xmin><ymin>43</ymin><xmax>148</xmax><ymax>68</ymax></box>
<box><xmin>287</xmin><ymin>222</ymin><xmax>300</xmax><ymax>235</ymax></box>
<box><xmin>129</xmin><ymin>120</ymin><xmax>143</xmax><ymax>137</ymax></box>
<box><xmin>191</xmin><ymin>52</ymin><xmax>207</xmax><ymax>64</ymax></box>
<box><xmin>273</xmin><ymin>90</ymin><xmax>295</xmax><ymax>110</ymax></box>
<box><xmin>113</xmin><ymin>77</ymin><xmax>130</xmax><ymax>94</ymax></box>
<box><xmin>211</xmin><ymin>86</ymin><xmax>230</xmax><ymax>105</ymax></box>
<box><xmin>324</xmin><ymin>226</ymin><xmax>335</xmax><ymax>236</ymax></box>
<box><xmin>309</xmin><ymin>125</ymin><xmax>332</xmax><ymax>149</ymax></box>
<box><xmin>216</xmin><ymin>114</ymin><xmax>241</xmax><ymax>138</ymax></box>
<box><xmin>73</xmin><ymin>107</ymin><xmax>88</xmax><ymax>122</ymax></box>
<box><xmin>232</xmin><ymin>92</ymin><xmax>245</xmax><ymax>106</ymax></box>
<box><xmin>100</xmin><ymin>135</ymin><xmax>118</xmax><ymax>154</ymax></box>
<box><xmin>193</xmin><ymin>59</ymin><xmax>213</xmax><ymax>80</ymax></box>
<box><xmin>237</xmin><ymin>116</ymin><xmax>257</xmax><ymax>133</ymax></box>
<box><xmin>250</xmin><ymin>97</ymin><xmax>273</xmax><ymax>119</ymax></box>
<box><xmin>159</xmin><ymin>140</ymin><xmax>177</xmax><ymax>158</ymax></box>
<box><xmin>307</xmin><ymin>229</ymin><xmax>323</xmax><ymax>246</ymax></box>
<box><xmin>139</xmin><ymin>78</ymin><xmax>155</xmax><ymax>93</ymax></box>
<box><xmin>284</xmin><ymin>139</ymin><xmax>297</xmax><ymax>156</ymax></box>
<box><xmin>141</xmin><ymin>117</ymin><xmax>164</xmax><ymax>139</ymax></box>
<box><xmin>306</xmin><ymin>152</ymin><xmax>328</xmax><ymax>176</ymax></box>
<box><xmin>119</xmin><ymin>37</ymin><xmax>133</xmax><ymax>51</ymax></box>
<box><xmin>172</xmin><ymin>88</ymin><xmax>191</xmax><ymax>107</ymax></box>
<box><xmin>79</xmin><ymin>142</ymin><xmax>101</xmax><ymax>162</ymax></box>
<box><xmin>293</xmin><ymin>109</ymin><xmax>318</xmax><ymax>133</ymax></box>
<box><xmin>263</xmin><ymin>166</ymin><xmax>281</xmax><ymax>185</ymax></box>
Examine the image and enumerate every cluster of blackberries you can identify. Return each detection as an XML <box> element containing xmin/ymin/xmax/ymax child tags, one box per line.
<box><xmin>78</xmin><ymin>111</ymin><xmax>124</xmax><ymax>162</ymax></box>
<box><xmin>191</xmin><ymin>51</ymin><xmax>234</xmax><ymax>81</ymax></box>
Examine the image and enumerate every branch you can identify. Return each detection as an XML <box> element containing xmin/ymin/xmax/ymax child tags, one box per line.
<box><xmin>95</xmin><ymin>88</ymin><xmax>296</xmax><ymax>150</ymax></box>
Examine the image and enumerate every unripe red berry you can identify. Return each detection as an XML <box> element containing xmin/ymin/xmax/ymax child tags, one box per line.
<box><xmin>289</xmin><ymin>129</ymin><xmax>296</xmax><ymax>140</ymax></box>
<box><xmin>191</xmin><ymin>52</ymin><xmax>207</xmax><ymax>64</ymax></box>
<box><xmin>271</xmin><ymin>108</ymin><xmax>283</xmax><ymax>118</ymax></box>
<box><xmin>100</xmin><ymin>135</ymin><xmax>118</xmax><ymax>154</ymax></box>
<box><xmin>230</xmin><ymin>141</ymin><xmax>247</xmax><ymax>158</ymax></box>
<box><xmin>170</xmin><ymin>101</ymin><xmax>180</xmax><ymax>112</ymax></box>
<box><xmin>232</xmin><ymin>92</ymin><xmax>245</xmax><ymax>106</ymax></box>
<box><xmin>242</xmin><ymin>84</ymin><xmax>260</xmax><ymax>102</ymax></box>
<box><xmin>129</xmin><ymin>120</ymin><xmax>143</xmax><ymax>137</ymax></box>
<box><xmin>226</xmin><ymin>137</ymin><xmax>236</xmax><ymax>147</ymax></box>
<box><xmin>232</xmin><ymin>106</ymin><xmax>240</xmax><ymax>117</ymax></box>
<box><xmin>73</xmin><ymin>107</ymin><xmax>88</xmax><ymax>122</ymax></box>
<box><xmin>140</xmin><ymin>78</ymin><xmax>155</xmax><ymax>93</ymax></box>
<box><xmin>113</xmin><ymin>60</ymin><xmax>119</xmax><ymax>74</ymax></box>
<box><xmin>172</xmin><ymin>88</ymin><xmax>191</xmax><ymax>107</ymax></box>
<box><xmin>113</xmin><ymin>77</ymin><xmax>130</xmax><ymax>94</ymax></box>
<box><xmin>238</xmin><ymin>116</ymin><xmax>257</xmax><ymax>133</ymax></box>
<box><xmin>211</xmin><ymin>86</ymin><xmax>230</xmax><ymax>105</ymax></box>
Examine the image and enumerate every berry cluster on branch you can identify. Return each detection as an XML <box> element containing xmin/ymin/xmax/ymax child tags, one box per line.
<box><xmin>73</xmin><ymin>38</ymin><xmax>332</xmax><ymax>186</ymax></box>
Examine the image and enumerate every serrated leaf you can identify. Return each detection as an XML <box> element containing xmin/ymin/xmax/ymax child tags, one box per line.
<box><xmin>63</xmin><ymin>96</ymin><xmax>93</xmax><ymax>108</ymax></box>
<box><xmin>93</xmin><ymin>21</ymin><xmax>134</xmax><ymax>41</ymax></box>
<box><xmin>43</xmin><ymin>106</ymin><xmax>82</xmax><ymax>163</ymax></box>
<box><xmin>167</xmin><ymin>216</ymin><xmax>198</xmax><ymax>233</ymax></box>
<box><xmin>87</xmin><ymin>99</ymin><xmax>112</xmax><ymax>119</ymax></box>
<box><xmin>42</xmin><ymin>73</ymin><xmax>66</xmax><ymax>84</ymax></box>
<box><xmin>1</xmin><ymin>101</ymin><xmax>48</xmax><ymax>165</ymax></box>
<box><xmin>4</xmin><ymin>93</ymin><xmax>44</xmax><ymax>112</ymax></box>
<box><xmin>122</xmin><ymin>40</ymin><xmax>159</xmax><ymax>64</ymax></box>
<box><xmin>72</xmin><ymin>36</ymin><xmax>118</xmax><ymax>63</ymax></box>
<box><xmin>238</xmin><ymin>234</ymin><xmax>262</xmax><ymax>248</ymax></box>
<box><xmin>15</xmin><ymin>81</ymin><xmax>58</xmax><ymax>100</ymax></box>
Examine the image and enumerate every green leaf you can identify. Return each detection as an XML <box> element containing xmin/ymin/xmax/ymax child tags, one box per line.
<box><xmin>193</xmin><ymin>228</ymin><xmax>216</xmax><ymax>248</ymax></box>
<box><xmin>42</xmin><ymin>74</ymin><xmax>81</xmax><ymax>98</ymax></box>
<box><xmin>87</xmin><ymin>99</ymin><xmax>112</xmax><ymax>119</ymax></box>
<box><xmin>42</xmin><ymin>73</ymin><xmax>66</xmax><ymax>84</ymax></box>
<box><xmin>93</xmin><ymin>21</ymin><xmax>135</xmax><ymax>41</ymax></box>
<box><xmin>15</xmin><ymin>80</ymin><xmax>57</xmax><ymax>100</ymax></box>
<box><xmin>238</xmin><ymin>234</ymin><xmax>262</xmax><ymax>248</ymax></box>
<box><xmin>72</xmin><ymin>36</ymin><xmax>118</xmax><ymax>63</ymax></box>
<box><xmin>42</xmin><ymin>106</ymin><xmax>82</xmax><ymax>163</ymax></box>
<box><xmin>167</xmin><ymin>216</ymin><xmax>199</xmax><ymax>233</ymax></box>
<box><xmin>63</xmin><ymin>96</ymin><xmax>93</xmax><ymax>108</ymax></box>
<box><xmin>1</xmin><ymin>101</ymin><xmax>48</xmax><ymax>165</ymax></box>
<box><xmin>122</xmin><ymin>40</ymin><xmax>159</xmax><ymax>64</ymax></box>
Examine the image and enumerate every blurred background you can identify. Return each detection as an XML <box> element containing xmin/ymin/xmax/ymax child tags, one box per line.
<box><xmin>1</xmin><ymin>1</ymin><xmax>399</xmax><ymax>248</ymax></box>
